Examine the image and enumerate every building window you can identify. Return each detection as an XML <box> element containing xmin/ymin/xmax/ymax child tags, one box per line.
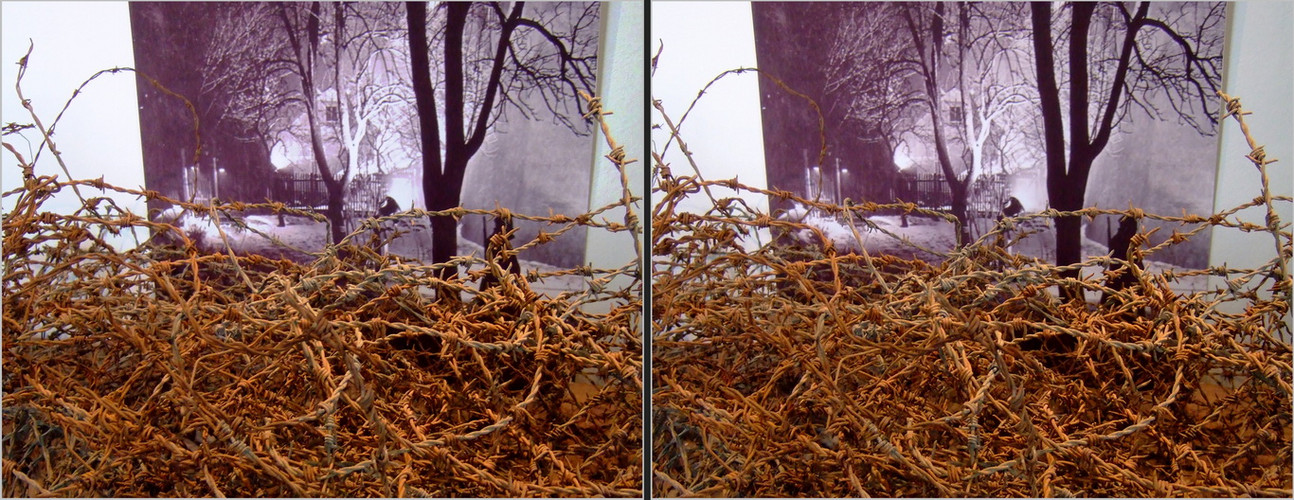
<box><xmin>947</xmin><ymin>104</ymin><xmax>963</xmax><ymax>126</ymax></box>
<box><xmin>325</xmin><ymin>105</ymin><xmax>340</xmax><ymax>123</ymax></box>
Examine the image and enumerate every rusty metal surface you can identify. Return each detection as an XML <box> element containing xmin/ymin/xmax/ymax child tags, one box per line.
<box><xmin>650</xmin><ymin>91</ymin><xmax>1291</xmax><ymax>497</ymax></box>
<box><xmin>2</xmin><ymin>86</ymin><xmax>643</xmax><ymax>497</ymax></box>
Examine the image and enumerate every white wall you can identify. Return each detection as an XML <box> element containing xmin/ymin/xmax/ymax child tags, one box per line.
<box><xmin>650</xmin><ymin>1</ymin><xmax>771</xmax><ymax>249</ymax></box>
<box><xmin>584</xmin><ymin>1</ymin><xmax>645</xmax><ymax>313</ymax></box>
<box><xmin>1209</xmin><ymin>2</ymin><xmax>1294</xmax><ymax>281</ymax></box>
<box><xmin>1</xmin><ymin>2</ymin><xmax>146</xmax><ymax>251</ymax></box>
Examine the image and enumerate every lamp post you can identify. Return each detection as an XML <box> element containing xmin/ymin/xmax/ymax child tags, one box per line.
<box><xmin>812</xmin><ymin>165</ymin><xmax>821</xmax><ymax>202</ymax></box>
<box><xmin>216</xmin><ymin>164</ymin><xmax>226</xmax><ymax>201</ymax></box>
<box><xmin>841</xmin><ymin>167</ymin><xmax>849</xmax><ymax>204</ymax></box>
<box><xmin>834</xmin><ymin>158</ymin><xmax>843</xmax><ymax>205</ymax></box>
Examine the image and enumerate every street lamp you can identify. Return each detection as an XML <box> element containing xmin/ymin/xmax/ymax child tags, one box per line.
<box><xmin>811</xmin><ymin>165</ymin><xmax>821</xmax><ymax>200</ymax></box>
<box><xmin>216</xmin><ymin>166</ymin><xmax>226</xmax><ymax>201</ymax></box>
<box><xmin>834</xmin><ymin>159</ymin><xmax>852</xmax><ymax>206</ymax></box>
<box><xmin>840</xmin><ymin>167</ymin><xmax>849</xmax><ymax>203</ymax></box>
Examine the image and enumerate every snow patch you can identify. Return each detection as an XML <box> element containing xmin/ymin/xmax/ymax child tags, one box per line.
<box><xmin>776</xmin><ymin>202</ymin><xmax>956</xmax><ymax>260</ymax></box>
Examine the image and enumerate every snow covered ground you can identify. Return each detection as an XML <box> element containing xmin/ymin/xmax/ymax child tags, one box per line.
<box><xmin>773</xmin><ymin>203</ymin><xmax>1213</xmax><ymax>297</ymax></box>
<box><xmin>165</xmin><ymin>212</ymin><xmax>590</xmax><ymax>299</ymax></box>
<box><xmin>774</xmin><ymin>204</ymin><xmax>960</xmax><ymax>261</ymax></box>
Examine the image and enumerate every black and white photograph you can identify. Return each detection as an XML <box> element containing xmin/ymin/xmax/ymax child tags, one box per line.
<box><xmin>753</xmin><ymin>2</ymin><xmax>1226</xmax><ymax>280</ymax></box>
<box><xmin>130</xmin><ymin>1</ymin><xmax>602</xmax><ymax>289</ymax></box>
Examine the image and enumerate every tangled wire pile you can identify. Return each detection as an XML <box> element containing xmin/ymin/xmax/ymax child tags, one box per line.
<box><xmin>651</xmin><ymin>90</ymin><xmax>1291</xmax><ymax>497</ymax></box>
<box><xmin>2</xmin><ymin>83</ymin><xmax>643</xmax><ymax>495</ymax></box>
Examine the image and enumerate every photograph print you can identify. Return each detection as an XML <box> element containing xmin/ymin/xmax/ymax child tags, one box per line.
<box><xmin>752</xmin><ymin>2</ymin><xmax>1227</xmax><ymax>286</ymax></box>
<box><xmin>129</xmin><ymin>1</ymin><xmax>601</xmax><ymax>288</ymax></box>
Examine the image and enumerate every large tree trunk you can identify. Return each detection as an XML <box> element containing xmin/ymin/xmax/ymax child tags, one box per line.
<box><xmin>303</xmin><ymin>95</ymin><xmax>346</xmax><ymax>244</ymax></box>
<box><xmin>1049</xmin><ymin>153</ymin><xmax>1095</xmax><ymax>295</ymax></box>
<box><xmin>424</xmin><ymin>155</ymin><xmax>467</xmax><ymax>281</ymax></box>
<box><xmin>927</xmin><ymin>83</ymin><xmax>972</xmax><ymax>247</ymax></box>
<box><xmin>407</xmin><ymin>2</ymin><xmax>518</xmax><ymax>301</ymax></box>
<box><xmin>948</xmin><ymin>181</ymin><xmax>970</xmax><ymax>245</ymax></box>
<box><xmin>306</xmin><ymin>82</ymin><xmax>347</xmax><ymax>245</ymax></box>
<box><xmin>406</xmin><ymin>2</ymin><xmax>454</xmax><ymax>291</ymax></box>
<box><xmin>1033</xmin><ymin>2</ymin><xmax>1147</xmax><ymax>301</ymax></box>
<box><xmin>1032</xmin><ymin>3</ymin><xmax>1081</xmax><ymax>299</ymax></box>
<box><xmin>425</xmin><ymin>168</ymin><xmax>461</xmax><ymax>289</ymax></box>
<box><xmin>325</xmin><ymin>188</ymin><xmax>346</xmax><ymax>245</ymax></box>
<box><xmin>927</xmin><ymin>90</ymin><xmax>971</xmax><ymax>246</ymax></box>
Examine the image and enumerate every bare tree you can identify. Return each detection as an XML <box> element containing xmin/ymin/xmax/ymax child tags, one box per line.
<box><xmin>273</xmin><ymin>2</ymin><xmax>419</xmax><ymax>244</ymax></box>
<box><xmin>327</xmin><ymin>2</ymin><xmax>413</xmax><ymax>190</ymax></box>
<box><xmin>823</xmin><ymin>2</ymin><xmax>924</xmax><ymax>198</ymax></box>
<box><xmin>948</xmin><ymin>4</ymin><xmax>1036</xmax><ymax>189</ymax></box>
<box><xmin>199</xmin><ymin>4</ymin><xmax>297</xmax><ymax>160</ymax></box>
<box><xmin>1029</xmin><ymin>2</ymin><xmax>1224</xmax><ymax>295</ymax></box>
<box><xmin>131</xmin><ymin>3</ymin><xmax>302</xmax><ymax>214</ymax></box>
<box><xmin>897</xmin><ymin>3</ymin><xmax>971</xmax><ymax>244</ymax></box>
<box><xmin>277</xmin><ymin>2</ymin><xmax>352</xmax><ymax>245</ymax></box>
<box><xmin>897</xmin><ymin>2</ymin><xmax>1039</xmax><ymax>246</ymax></box>
<box><xmin>405</xmin><ymin>2</ymin><xmax>598</xmax><ymax>296</ymax></box>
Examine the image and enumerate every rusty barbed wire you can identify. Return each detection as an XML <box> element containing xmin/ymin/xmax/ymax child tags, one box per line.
<box><xmin>2</xmin><ymin>72</ymin><xmax>643</xmax><ymax>496</ymax></box>
<box><xmin>651</xmin><ymin>88</ymin><xmax>1291</xmax><ymax>497</ymax></box>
